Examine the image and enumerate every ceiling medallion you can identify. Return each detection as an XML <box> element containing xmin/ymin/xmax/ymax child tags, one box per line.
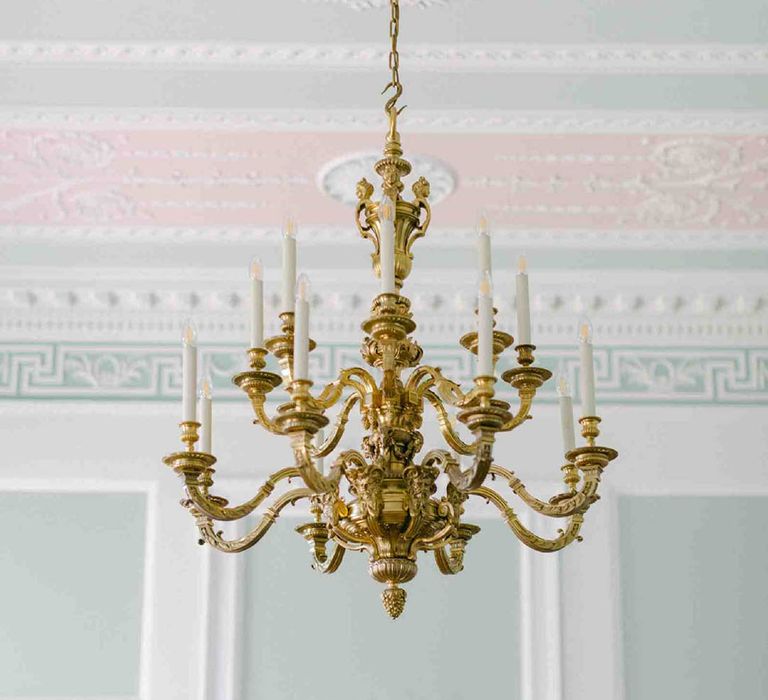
<box><xmin>319</xmin><ymin>151</ymin><xmax>455</xmax><ymax>206</ymax></box>
<box><xmin>163</xmin><ymin>0</ymin><xmax>618</xmax><ymax>619</ymax></box>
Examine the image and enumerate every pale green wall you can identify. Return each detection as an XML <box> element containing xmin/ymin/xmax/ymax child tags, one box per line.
<box><xmin>240</xmin><ymin>519</ymin><xmax>520</xmax><ymax>700</ymax></box>
<box><xmin>620</xmin><ymin>496</ymin><xmax>768</xmax><ymax>700</ymax></box>
<box><xmin>0</xmin><ymin>492</ymin><xmax>147</xmax><ymax>698</ymax></box>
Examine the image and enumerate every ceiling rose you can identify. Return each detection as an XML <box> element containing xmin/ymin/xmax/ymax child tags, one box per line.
<box><xmin>319</xmin><ymin>151</ymin><xmax>456</xmax><ymax>206</ymax></box>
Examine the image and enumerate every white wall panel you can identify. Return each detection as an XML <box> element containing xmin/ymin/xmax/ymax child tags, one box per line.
<box><xmin>0</xmin><ymin>491</ymin><xmax>146</xmax><ymax>698</ymax></box>
<box><xmin>619</xmin><ymin>496</ymin><xmax>768</xmax><ymax>700</ymax></box>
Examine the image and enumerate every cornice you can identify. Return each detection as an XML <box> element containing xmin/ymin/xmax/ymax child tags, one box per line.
<box><xmin>1</xmin><ymin>226</ymin><xmax>766</xmax><ymax>250</ymax></box>
<box><xmin>0</xmin><ymin>271</ymin><xmax>765</xmax><ymax>345</ymax></box>
<box><xmin>0</xmin><ymin>109</ymin><xmax>765</xmax><ymax>133</ymax></box>
<box><xmin>0</xmin><ymin>42</ymin><xmax>766</xmax><ymax>74</ymax></box>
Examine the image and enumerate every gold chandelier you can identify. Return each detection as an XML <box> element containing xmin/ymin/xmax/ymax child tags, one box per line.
<box><xmin>163</xmin><ymin>0</ymin><xmax>618</xmax><ymax>619</ymax></box>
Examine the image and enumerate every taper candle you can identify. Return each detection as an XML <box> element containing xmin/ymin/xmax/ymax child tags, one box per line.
<box><xmin>199</xmin><ymin>377</ymin><xmax>213</xmax><ymax>453</ymax></box>
<box><xmin>557</xmin><ymin>374</ymin><xmax>576</xmax><ymax>455</ymax></box>
<box><xmin>516</xmin><ymin>254</ymin><xmax>531</xmax><ymax>345</ymax></box>
<box><xmin>181</xmin><ymin>320</ymin><xmax>198</xmax><ymax>423</ymax></box>
<box><xmin>579</xmin><ymin>319</ymin><xmax>597</xmax><ymax>417</ymax></box>
<box><xmin>249</xmin><ymin>257</ymin><xmax>264</xmax><ymax>348</ymax></box>
<box><xmin>477</xmin><ymin>272</ymin><xmax>494</xmax><ymax>376</ymax></box>
<box><xmin>379</xmin><ymin>197</ymin><xmax>396</xmax><ymax>294</ymax></box>
<box><xmin>477</xmin><ymin>215</ymin><xmax>491</xmax><ymax>280</ymax></box>
<box><xmin>293</xmin><ymin>274</ymin><xmax>310</xmax><ymax>381</ymax></box>
<box><xmin>281</xmin><ymin>219</ymin><xmax>297</xmax><ymax>313</ymax></box>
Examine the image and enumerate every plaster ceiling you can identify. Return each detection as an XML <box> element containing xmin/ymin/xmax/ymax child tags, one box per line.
<box><xmin>0</xmin><ymin>0</ymin><xmax>766</xmax><ymax>275</ymax></box>
<box><xmin>2</xmin><ymin>0</ymin><xmax>766</xmax><ymax>43</ymax></box>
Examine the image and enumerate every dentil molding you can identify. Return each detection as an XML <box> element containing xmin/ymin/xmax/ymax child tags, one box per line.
<box><xmin>0</xmin><ymin>42</ymin><xmax>766</xmax><ymax>74</ymax></box>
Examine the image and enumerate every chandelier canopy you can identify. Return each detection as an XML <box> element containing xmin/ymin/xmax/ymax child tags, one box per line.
<box><xmin>163</xmin><ymin>0</ymin><xmax>618</xmax><ymax>619</ymax></box>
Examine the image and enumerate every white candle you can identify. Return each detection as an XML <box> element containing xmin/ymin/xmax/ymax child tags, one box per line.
<box><xmin>249</xmin><ymin>257</ymin><xmax>264</xmax><ymax>348</ymax></box>
<box><xmin>293</xmin><ymin>274</ymin><xmax>310</xmax><ymax>381</ymax></box>
<box><xmin>199</xmin><ymin>377</ymin><xmax>213</xmax><ymax>453</ymax></box>
<box><xmin>477</xmin><ymin>272</ymin><xmax>494</xmax><ymax>377</ymax></box>
<box><xmin>281</xmin><ymin>219</ymin><xmax>297</xmax><ymax>313</ymax></box>
<box><xmin>314</xmin><ymin>428</ymin><xmax>325</xmax><ymax>475</ymax></box>
<box><xmin>379</xmin><ymin>196</ymin><xmax>396</xmax><ymax>294</ymax></box>
<box><xmin>557</xmin><ymin>374</ymin><xmax>576</xmax><ymax>455</ymax></box>
<box><xmin>181</xmin><ymin>320</ymin><xmax>198</xmax><ymax>423</ymax></box>
<box><xmin>579</xmin><ymin>319</ymin><xmax>597</xmax><ymax>417</ymax></box>
<box><xmin>477</xmin><ymin>215</ymin><xmax>491</xmax><ymax>280</ymax></box>
<box><xmin>516</xmin><ymin>254</ymin><xmax>532</xmax><ymax>345</ymax></box>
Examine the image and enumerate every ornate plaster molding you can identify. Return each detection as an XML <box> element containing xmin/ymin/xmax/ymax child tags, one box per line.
<box><xmin>0</xmin><ymin>271</ymin><xmax>765</xmax><ymax>346</ymax></box>
<box><xmin>0</xmin><ymin>342</ymin><xmax>765</xmax><ymax>405</ymax></box>
<box><xmin>0</xmin><ymin>42</ymin><xmax>766</xmax><ymax>74</ymax></box>
<box><xmin>0</xmin><ymin>109</ymin><xmax>765</xmax><ymax>134</ymax></box>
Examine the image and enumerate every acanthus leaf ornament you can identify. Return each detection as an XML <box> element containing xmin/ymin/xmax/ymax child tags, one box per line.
<box><xmin>162</xmin><ymin>0</ymin><xmax>618</xmax><ymax>619</ymax></box>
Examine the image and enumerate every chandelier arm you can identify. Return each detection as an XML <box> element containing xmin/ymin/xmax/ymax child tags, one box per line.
<box><xmin>423</xmin><ymin>390</ymin><xmax>476</xmax><ymax>455</ymax></box>
<box><xmin>447</xmin><ymin>431</ymin><xmax>495</xmax><ymax>491</ymax></box>
<box><xmin>409</xmin><ymin>520</ymin><xmax>456</xmax><ymax>557</ymax></box>
<box><xmin>489</xmin><ymin>465</ymin><xmax>601</xmax><ymax>519</ymax></box>
<box><xmin>310</xmin><ymin>541</ymin><xmax>347</xmax><ymax>574</ymax></box>
<box><xmin>252</xmin><ymin>400</ymin><xmax>288</xmax><ymax>436</ymax></box>
<box><xmin>313</xmin><ymin>394</ymin><xmax>361</xmax><ymax>458</ymax></box>
<box><xmin>470</xmin><ymin>486</ymin><xmax>585</xmax><ymax>553</ymax></box>
<box><xmin>193</xmin><ymin>487</ymin><xmax>314</xmax><ymax>554</ymax></box>
<box><xmin>434</xmin><ymin>546</ymin><xmax>464</xmax><ymax>575</ymax></box>
<box><xmin>184</xmin><ymin>466</ymin><xmax>301</xmax><ymax>522</ymax></box>
<box><xmin>329</xmin><ymin>523</ymin><xmax>374</xmax><ymax>552</ymax></box>
<box><xmin>500</xmin><ymin>394</ymin><xmax>534</xmax><ymax>432</ymax></box>
<box><xmin>292</xmin><ymin>432</ymin><xmax>349</xmax><ymax>494</ymax></box>
<box><xmin>316</xmin><ymin>367</ymin><xmax>375</xmax><ymax>410</ymax></box>
<box><xmin>406</xmin><ymin>366</ymin><xmax>466</xmax><ymax>405</ymax></box>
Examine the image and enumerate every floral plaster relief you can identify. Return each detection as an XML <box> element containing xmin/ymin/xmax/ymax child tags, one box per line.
<box><xmin>0</xmin><ymin>130</ymin><xmax>765</xmax><ymax>229</ymax></box>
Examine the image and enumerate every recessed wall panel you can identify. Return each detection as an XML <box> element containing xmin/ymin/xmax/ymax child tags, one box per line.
<box><xmin>241</xmin><ymin>519</ymin><xmax>520</xmax><ymax>700</ymax></box>
<box><xmin>0</xmin><ymin>491</ymin><xmax>147</xmax><ymax>698</ymax></box>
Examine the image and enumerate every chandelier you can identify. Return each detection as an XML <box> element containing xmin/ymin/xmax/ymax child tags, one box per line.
<box><xmin>163</xmin><ymin>0</ymin><xmax>618</xmax><ymax>619</ymax></box>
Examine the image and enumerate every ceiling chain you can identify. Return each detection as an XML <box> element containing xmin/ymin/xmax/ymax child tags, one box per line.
<box><xmin>383</xmin><ymin>0</ymin><xmax>405</xmax><ymax>118</ymax></box>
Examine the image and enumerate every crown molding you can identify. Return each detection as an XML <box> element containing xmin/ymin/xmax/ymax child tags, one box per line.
<box><xmin>0</xmin><ymin>108</ymin><xmax>765</xmax><ymax>133</ymax></box>
<box><xmin>0</xmin><ymin>268</ymin><xmax>765</xmax><ymax>345</ymax></box>
<box><xmin>0</xmin><ymin>42</ymin><xmax>766</xmax><ymax>74</ymax></box>
<box><xmin>1</xmin><ymin>226</ymin><xmax>766</xmax><ymax>250</ymax></box>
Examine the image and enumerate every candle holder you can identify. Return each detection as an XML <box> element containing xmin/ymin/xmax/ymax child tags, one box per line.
<box><xmin>264</xmin><ymin>312</ymin><xmax>317</xmax><ymax>384</ymax></box>
<box><xmin>565</xmin><ymin>416</ymin><xmax>619</xmax><ymax>472</ymax></box>
<box><xmin>163</xmin><ymin>421</ymin><xmax>217</xmax><ymax>484</ymax></box>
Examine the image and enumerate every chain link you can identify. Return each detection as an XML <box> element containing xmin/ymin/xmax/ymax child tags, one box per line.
<box><xmin>383</xmin><ymin>0</ymin><xmax>404</xmax><ymax>117</ymax></box>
